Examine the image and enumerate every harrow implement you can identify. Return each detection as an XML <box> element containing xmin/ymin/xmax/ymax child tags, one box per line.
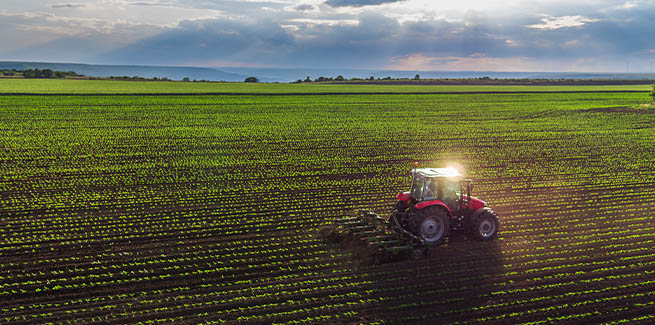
<box><xmin>330</xmin><ymin>209</ymin><xmax>431</xmax><ymax>263</ymax></box>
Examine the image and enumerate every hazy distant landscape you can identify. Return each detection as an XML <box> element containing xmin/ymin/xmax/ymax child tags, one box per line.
<box><xmin>2</xmin><ymin>61</ymin><xmax>655</xmax><ymax>83</ymax></box>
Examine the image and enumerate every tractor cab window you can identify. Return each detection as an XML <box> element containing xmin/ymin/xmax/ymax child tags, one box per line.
<box><xmin>424</xmin><ymin>178</ymin><xmax>438</xmax><ymax>200</ymax></box>
<box><xmin>410</xmin><ymin>177</ymin><xmax>425</xmax><ymax>200</ymax></box>
<box><xmin>442</xmin><ymin>181</ymin><xmax>461</xmax><ymax>210</ymax></box>
<box><xmin>443</xmin><ymin>181</ymin><xmax>461</xmax><ymax>201</ymax></box>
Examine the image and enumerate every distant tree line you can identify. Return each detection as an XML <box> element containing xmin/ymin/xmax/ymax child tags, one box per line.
<box><xmin>0</xmin><ymin>68</ymin><xmax>81</xmax><ymax>78</ymax></box>
<box><xmin>0</xmin><ymin>69</ymin><xmax>18</xmax><ymax>76</ymax></box>
<box><xmin>108</xmin><ymin>76</ymin><xmax>220</xmax><ymax>82</ymax></box>
<box><xmin>291</xmin><ymin>75</ymin><xmax>347</xmax><ymax>83</ymax></box>
<box><xmin>286</xmin><ymin>74</ymin><xmax>518</xmax><ymax>84</ymax></box>
<box><xmin>108</xmin><ymin>76</ymin><xmax>172</xmax><ymax>81</ymax></box>
<box><xmin>108</xmin><ymin>75</ymin><xmax>148</xmax><ymax>81</ymax></box>
<box><xmin>23</xmin><ymin>69</ymin><xmax>80</xmax><ymax>78</ymax></box>
<box><xmin>290</xmin><ymin>75</ymin><xmax>421</xmax><ymax>83</ymax></box>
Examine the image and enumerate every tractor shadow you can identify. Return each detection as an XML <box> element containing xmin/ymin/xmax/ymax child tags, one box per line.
<box><xmin>355</xmin><ymin>230</ymin><xmax>505</xmax><ymax>323</ymax></box>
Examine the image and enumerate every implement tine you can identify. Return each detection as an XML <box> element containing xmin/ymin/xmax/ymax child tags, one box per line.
<box><xmin>362</xmin><ymin>234</ymin><xmax>394</xmax><ymax>242</ymax></box>
<box><xmin>335</xmin><ymin>217</ymin><xmax>360</xmax><ymax>224</ymax></box>
<box><xmin>354</xmin><ymin>230</ymin><xmax>379</xmax><ymax>238</ymax></box>
<box><xmin>370</xmin><ymin>239</ymin><xmax>405</xmax><ymax>248</ymax></box>
<box><xmin>341</xmin><ymin>221</ymin><xmax>366</xmax><ymax>227</ymax></box>
<box><xmin>349</xmin><ymin>225</ymin><xmax>375</xmax><ymax>234</ymax></box>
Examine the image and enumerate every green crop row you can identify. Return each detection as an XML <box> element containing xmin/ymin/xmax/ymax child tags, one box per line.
<box><xmin>1</xmin><ymin>82</ymin><xmax>654</xmax><ymax>323</ymax></box>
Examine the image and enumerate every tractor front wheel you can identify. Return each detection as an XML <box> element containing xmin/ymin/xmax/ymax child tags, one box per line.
<box><xmin>467</xmin><ymin>209</ymin><xmax>499</xmax><ymax>241</ymax></box>
<box><xmin>410</xmin><ymin>206</ymin><xmax>450</xmax><ymax>245</ymax></box>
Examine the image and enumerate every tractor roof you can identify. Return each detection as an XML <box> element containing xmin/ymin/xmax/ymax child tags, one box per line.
<box><xmin>412</xmin><ymin>167</ymin><xmax>463</xmax><ymax>179</ymax></box>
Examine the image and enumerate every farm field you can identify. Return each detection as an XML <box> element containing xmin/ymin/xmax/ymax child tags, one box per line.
<box><xmin>1</xmin><ymin>81</ymin><xmax>655</xmax><ymax>323</ymax></box>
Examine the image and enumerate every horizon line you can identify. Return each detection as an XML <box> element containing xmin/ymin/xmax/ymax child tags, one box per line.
<box><xmin>3</xmin><ymin>60</ymin><xmax>655</xmax><ymax>75</ymax></box>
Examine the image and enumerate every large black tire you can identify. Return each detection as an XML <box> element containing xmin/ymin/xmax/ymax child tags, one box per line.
<box><xmin>467</xmin><ymin>209</ymin><xmax>499</xmax><ymax>241</ymax></box>
<box><xmin>409</xmin><ymin>206</ymin><xmax>450</xmax><ymax>245</ymax></box>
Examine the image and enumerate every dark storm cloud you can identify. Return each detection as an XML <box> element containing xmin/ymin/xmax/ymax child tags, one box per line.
<box><xmin>95</xmin><ymin>18</ymin><xmax>296</xmax><ymax>65</ymax></box>
<box><xmin>508</xmin><ymin>6</ymin><xmax>655</xmax><ymax>63</ymax></box>
<box><xmin>293</xmin><ymin>4</ymin><xmax>316</xmax><ymax>12</ymax></box>
<box><xmin>94</xmin><ymin>13</ymin><xmax>512</xmax><ymax>68</ymax></box>
<box><xmin>585</xmin><ymin>9</ymin><xmax>655</xmax><ymax>56</ymax></box>
<box><xmin>324</xmin><ymin>0</ymin><xmax>405</xmax><ymax>8</ymax></box>
<box><xmin>96</xmin><ymin>13</ymin><xmax>405</xmax><ymax>67</ymax></box>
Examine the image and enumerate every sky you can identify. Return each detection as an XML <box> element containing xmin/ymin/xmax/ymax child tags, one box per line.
<box><xmin>1</xmin><ymin>0</ymin><xmax>655</xmax><ymax>72</ymax></box>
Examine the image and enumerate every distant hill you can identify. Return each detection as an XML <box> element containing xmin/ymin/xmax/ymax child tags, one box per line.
<box><xmin>0</xmin><ymin>61</ymin><xmax>250</xmax><ymax>82</ymax></box>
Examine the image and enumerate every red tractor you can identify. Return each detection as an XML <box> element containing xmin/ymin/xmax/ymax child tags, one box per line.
<box><xmin>329</xmin><ymin>165</ymin><xmax>499</xmax><ymax>262</ymax></box>
<box><xmin>394</xmin><ymin>166</ymin><xmax>499</xmax><ymax>245</ymax></box>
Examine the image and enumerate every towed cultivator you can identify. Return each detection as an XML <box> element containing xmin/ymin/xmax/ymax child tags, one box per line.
<box><xmin>333</xmin><ymin>209</ymin><xmax>431</xmax><ymax>263</ymax></box>
<box><xmin>323</xmin><ymin>165</ymin><xmax>500</xmax><ymax>263</ymax></box>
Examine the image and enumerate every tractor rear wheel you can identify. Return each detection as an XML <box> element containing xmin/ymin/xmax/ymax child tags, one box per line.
<box><xmin>409</xmin><ymin>206</ymin><xmax>450</xmax><ymax>245</ymax></box>
<box><xmin>467</xmin><ymin>209</ymin><xmax>499</xmax><ymax>241</ymax></box>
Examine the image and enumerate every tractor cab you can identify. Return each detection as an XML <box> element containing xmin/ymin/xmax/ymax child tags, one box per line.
<box><xmin>409</xmin><ymin>167</ymin><xmax>472</xmax><ymax>212</ymax></box>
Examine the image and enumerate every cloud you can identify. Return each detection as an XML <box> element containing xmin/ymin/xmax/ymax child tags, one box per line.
<box><xmin>90</xmin><ymin>14</ymin><xmax>398</xmax><ymax>67</ymax></box>
<box><xmin>292</xmin><ymin>4</ymin><xmax>317</xmax><ymax>12</ymax></box>
<box><xmin>94</xmin><ymin>17</ymin><xmax>296</xmax><ymax>65</ymax></box>
<box><xmin>613</xmin><ymin>0</ymin><xmax>654</xmax><ymax>10</ymax></box>
<box><xmin>562</xmin><ymin>40</ymin><xmax>580</xmax><ymax>47</ymax></box>
<box><xmin>92</xmin><ymin>13</ymin><xmax>518</xmax><ymax>68</ymax></box>
<box><xmin>2</xmin><ymin>34</ymin><xmax>123</xmax><ymax>62</ymax></box>
<box><xmin>288</xmin><ymin>18</ymin><xmax>359</xmax><ymax>26</ymax></box>
<box><xmin>126</xmin><ymin>1</ymin><xmax>178</xmax><ymax>6</ymax></box>
<box><xmin>51</xmin><ymin>3</ymin><xmax>86</xmax><ymax>9</ymax></box>
<box><xmin>0</xmin><ymin>11</ymin><xmax>108</xmax><ymax>36</ymax></box>
<box><xmin>0</xmin><ymin>10</ymin><xmax>166</xmax><ymax>60</ymax></box>
<box><xmin>505</xmin><ymin>39</ymin><xmax>519</xmax><ymax>47</ymax></box>
<box><xmin>527</xmin><ymin>15</ymin><xmax>600</xmax><ymax>30</ymax></box>
<box><xmin>388</xmin><ymin>53</ymin><xmax>546</xmax><ymax>71</ymax></box>
<box><xmin>324</xmin><ymin>0</ymin><xmax>405</xmax><ymax>8</ymax></box>
<box><xmin>104</xmin><ymin>0</ymin><xmax>177</xmax><ymax>6</ymax></box>
<box><xmin>3</xmin><ymin>0</ymin><xmax>655</xmax><ymax>72</ymax></box>
<box><xmin>0</xmin><ymin>10</ymin><xmax>163</xmax><ymax>37</ymax></box>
